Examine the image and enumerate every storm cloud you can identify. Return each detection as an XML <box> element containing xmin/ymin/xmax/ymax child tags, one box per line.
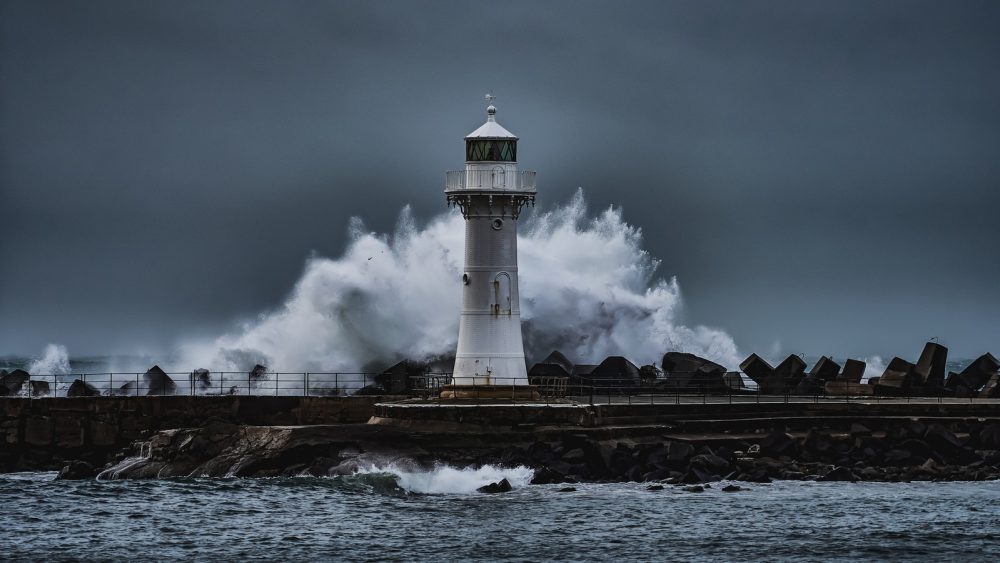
<box><xmin>1</xmin><ymin>0</ymin><xmax>998</xmax><ymax>361</ymax></box>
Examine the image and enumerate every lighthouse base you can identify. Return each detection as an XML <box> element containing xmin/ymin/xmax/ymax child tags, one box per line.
<box><xmin>439</xmin><ymin>384</ymin><xmax>540</xmax><ymax>401</ymax></box>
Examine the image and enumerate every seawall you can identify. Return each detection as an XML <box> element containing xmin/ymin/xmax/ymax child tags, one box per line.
<box><xmin>0</xmin><ymin>395</ymin><xmax>405</xmax><ymax>471</ymax></box>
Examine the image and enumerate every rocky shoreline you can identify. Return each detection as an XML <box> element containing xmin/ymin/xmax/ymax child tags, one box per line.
<box><xmin>57</xmin><ymin>417</ymin><xmax>1000</xmax><ymax>487</ymax></box>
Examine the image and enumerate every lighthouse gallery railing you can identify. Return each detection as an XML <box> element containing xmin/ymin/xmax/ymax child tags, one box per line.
<box><xmin>445</xmin><ymin>170</ymin><xmax>536</xmax><ymax>191</ymax></box>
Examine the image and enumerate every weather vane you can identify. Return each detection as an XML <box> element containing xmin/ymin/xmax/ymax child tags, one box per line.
<box><xmin>485</xmin><ymin>92</ymin><xmax>496</xmax><ymax>104</ymax></box>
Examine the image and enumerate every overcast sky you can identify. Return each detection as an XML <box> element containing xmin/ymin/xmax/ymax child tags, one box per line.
<box><xmin>1</xmin><ymin>0</ymin><xmax>998</xmax><ymax>361</ymax></box>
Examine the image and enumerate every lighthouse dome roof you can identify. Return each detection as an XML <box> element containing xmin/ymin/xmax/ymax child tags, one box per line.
<box><xmin>465</xmin><ymin>106</ymin><xmax>518</xmax><ymax>140</ymax></box>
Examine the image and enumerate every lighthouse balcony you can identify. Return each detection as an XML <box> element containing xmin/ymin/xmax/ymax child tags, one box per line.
<box><xmin>445</xmin><ymin>170</ymin><xmax>536</xmax><ymax>192</ymax></box>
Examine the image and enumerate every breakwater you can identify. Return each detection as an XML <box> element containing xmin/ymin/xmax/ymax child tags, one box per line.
<box><xmin>0</xmin><ymin>395</ymin><xmax>404</xmax><ymax>472</ymax></box>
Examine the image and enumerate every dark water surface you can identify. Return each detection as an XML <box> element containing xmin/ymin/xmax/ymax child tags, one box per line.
<box><xmin>2</xmin><ymin>471</ymin><xmax>1000</xmax><ymax>561</ymax></box>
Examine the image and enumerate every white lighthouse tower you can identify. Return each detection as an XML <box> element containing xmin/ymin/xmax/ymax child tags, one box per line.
<box><xmin>443</xmin><ymin>96</ymin><xmax>537</xmax><ymax>399</ymax></box>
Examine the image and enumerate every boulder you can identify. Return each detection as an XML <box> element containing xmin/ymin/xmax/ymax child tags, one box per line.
<box><xmin>29</xmin><ymin>380</ymin><xmax>51</xmax><ymax>397</ymax></box>
<box><xmin>723</xmin><ymin>372</ymin><xmax>746</xmax><ymax>390</ymax></box>
<box><xmin>586</xmin><ymin>356</ymin><xmax>640</xmax><ymax>389</ymax></box>
<box><xmin>540</xmin><ymin>350</ymin><xmax>575</xmax><ymax>374</ymax></box>
<box><xmin>56</xmin><ymin>460</ymin><xmax>97</xmax><ymax>480</ymax></box>
<box><xmin>67</xmin><ymin>379</ymin><xmax>100</xmax><ymax>397</ymax></box>
<box><xmin>376</xmin><ymin>360</ymin><xmax>428</xmax><ymax>394</ymax></box>
<box><xmin>528</xmin><ymin>362</ymin><xmax>571</xmax><ymax>383</ymax></box>
<box><xmin>740</xmin><ymin>354</ymin><xmax>774</xmax><ymax>390</ymax></box>
<box><xmin>818</xmin><ymin>466</ymin><xmax>858</xmax><ymax>482</ymax></box>
<box><xmin>1</xmin><ymin>369</ymin><xmax>30</xmax><ymax>395</ymax></box>
<box><xmin>638</xmin><ymin>364</ymin><xmax>661</xmax><ymax>384</ymax></box>
<box><xmin>795</xmin><ymin>376</ymin><xmax>824</xmax><ymax>395</ymax></box>
<box><xmin>477</xmin><ymin>478</ymin><xmax>513</xmax><ymax>494</ymax></box>
<box><xmin>839</xmin><ymin>359</ymin><xmax>867</xmax><ymax>383</ymax></box>
<box><xmin>981</xmin><ymin>374</ymin><xmax>1000</xmax><ymax>399</ymax></box>
<box><xmin>876</xmin><ymin>357</ymin><xmax>919</xmax><ymax>391</ymax></box>
<box><xmin>945</xmin><ymin>372</ymin><xmax>976</xmax><ymax>398</ymax></box>
<box><xmin>809</xmin><ymin>356</ymin><xmax>841</xmax><ymax>382</ymax></box>
<box><xmin>660</xmin><ymin>352</ymin><xmax>727</xmax><ymax>392</ymax></box>
<box><xmin>760</xmin><ymin>431</ymin><xmax>798</xmax><ymax>458</ymax></box>
<box><xmin>190</xmin><ymin>369</ymin><xmax>212</xmax><ymax>391</ymax></box>
<box><xmin>144</xmin><ymin>366</ymin><xmax>177</xmax><ymax>396</ymax></box>
<box><xmin>773</xmin><ymin>355</ymin><xmax>807</xmax><ymax>392</ymax></box>
<box><xmin>722</xmin><ymin>484</ymin><xmax>742</xmax><ymax>492</ymax></box>
<box><xmin>914</xmin><ymin>342</ymin><xmax>948</xmax><ymax>388</ymax></box>
<box><xmin>957</xmin><ymin>353</ymin><xmax>1000</xmax><ymax>391</ymax></box>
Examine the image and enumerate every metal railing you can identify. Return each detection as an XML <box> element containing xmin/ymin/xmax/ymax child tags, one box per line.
<box><xmin>3</xmin><ymin>370</ymin><xmax>992</xmax><ymax>405</ymax></box>
<box><xmin>445</xmin><ymin>170</ymin><xmax>536</xmax><ymax>191</ymax></box>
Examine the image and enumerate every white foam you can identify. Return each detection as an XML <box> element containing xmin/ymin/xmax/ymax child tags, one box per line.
<box><xmin>175</xmin><ymin>189</ymin><xmax>741</xmax><ymax>372</ymax></box>
<box><xmin>355</xmin><ymin>463</ymin><xmax>535</xmax><ymax>495</ymax></box>
<box><xmin>26</xmin><ymin>344</ymin><xmax>71</xmax><ymax>375</ymax></box>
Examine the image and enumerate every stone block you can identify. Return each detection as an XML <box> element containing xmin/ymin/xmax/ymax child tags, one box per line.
<box><xmin>958</xmin><ymin>353</ymin><xmax>1000</xmax><ymax>391</ymax></box>
<box><xmin>90</xmin><ymin>420</ymin><xmax>118</xmax><ymax>447</ymax></box>
<box><xmin>54</xmin><ymin>417</ymin><xmax>84</xmax><ymax>448</ymax></box>
<box><xmin>876</xmin><ymin>357</ymin><xmax>918</xmax><ymax>389</ymax></box>
<box><xmin>809</xmin><ymin>356</ymin><xmax>841</xmax><ymax>381</ymax></box>
<box><xmin>839</xmin><ymin>359</ymin><xmax>866</xmax><ymax>383</ymax></box>
<box><xmin>24</xmin><ymin>417</ymin><xmax>53</xmax><ymax>446</ymax></box>
<box><xmin>739</xmin><ymin>354</ymin><xmax>774</xmax><ymax>386</ymax></box>
<box><xmin>773</xmin><ymin>355</ymin><xmax>807</xmax><ymax>393</ymax></box>
<box><xmin>914</xmin><ymin>342</ymin><xmax>948</xmax><ymax>388</ymax></box>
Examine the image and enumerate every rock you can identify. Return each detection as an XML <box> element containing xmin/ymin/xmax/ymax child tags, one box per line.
<box><xmin>739</xmin><ymin>354</ymin><xmax>775</xmax><ymax>391</ymax></box>
<box><xmin>561</xmin><ymin>448</ymin><xmax>586</xmax><ymax>463</ymax></box>
<box><xmin>690</xmin><ymin>453</ymin><xmax>731</xmax><ymax>473</ymax></box>
<box><xmin>541</xmin><ymin>350</ymin><xmax>575</xmax><ymax>374</ymax></box>
<box><xmin>660</xmin><ymin>352</ymin><xmax>728</xmax><ymax>392</ymax></box>
<box><xmin>839</xmin><ymin>359</ymin><xmax>867</xmax><ymax>383</ymax></box>
<box><xmin>795</xmin><ymin>376</ymin><xmax>824</xmax><ymax>395</ymax></box>
<box><xmin>957</xmin><ymin>353</ymin><xmax>1000</xmax><ymax>391</ymax></box>
<box><xmin>914</xmin><ymin>342</ymin><xmax>948</xmax><ymax>389</ymax></box>
<box><xmin>477</xmin><ymin>478</ymin><xmax>513</xmax><ymax>494</ymax></box>
<box><xmin>876</xmin><ymin>357</ymin><xmax>920</xmax><ymax>392</ymax></box>
<box><xmin>66</xmin><ymin>379</ymin><xmax>100</xmax><ymax>397</ymax></box>
<box><xmin>0</xmin><ymin>369</ymin><xmax>30</xmax><ymax>395</ymax></box>
<box><xmin>646</xmin><ymin>484</ymin><xmax>664</xmax><ymax>491</ymax></box>
<box><xmin>557</xmin><ymin>487</ymin><xmax>576</xmax><ymax>492</ymax></box>
<box><xmin>760</xmin><ymin>431</ymin><xmax>797</xmax><ymax>458</ymax></box>
<box><xmin>850</xmin><ymin>423</ymin><xmax>872</xmax><ymax>437</ymax></box>
<box><xmin>682</xmin><ymin>485</ymin><xmax>705</xmax><ymax>493</ymax></box>
<box><xmin>190</xmin><ymin>369</ymin><xmax>212</xmax><ymax>391</ymax></box>
<box><xmin>586</xmin><ymin>356</ymin><xmax>641</xmax><ymax>389</ymax></box>
<box><xmin>56</xmin><ymin>460</ymin><xmax>96</xmax><ymax>480</ymax></box>
<box><xmin>29</xmin><ymin>380</ymin><xmax>51</xmax><ymax>397</ymax></box>
<box><xmin>722</xmin><ymin>371</ymin><xmax>746</xmax><ymax>390</ymax></box>
<box><xmin>638</xmin><ymin>364</ymin><xmax>661</xmax><ymax>384</ymax></box>
<box><xmin>721</xmin><ymin>484</ymin><xmax>742</xmax><ymax>492</ymax></box>
<box><xmin>376</xmin><ymin>360</ymin><xmax>429</xmax><ymax>394</ymax></box>
<box><xmin>531</xmin><ymin>466</ymin><xmax>566</xmax><ymax>485</ymax></box>
<box><xmin>981</xmin><ymin>374</ymin><xmax>1000</xmax><ymax>399</ymax></box>
<box><xmin>666</xmin><ymin>441</ymin><xmax>694</xmax><ymax>464</ymax></box>
<box><xmin>144</xmin><ymin>366</ymin><xmax>177</xmax><ymax>396</ymax></box>
<box><xmin>773</xmin><ymin>355</ymin><xmax>807</xmax><ymax>392</ymax></box>
<box><xmin>809</xmin><ymin>356</ymin><xmax>841</xmax><ymax>382</ymax></box>
<box><xmin>528</xmin><ymin>362</ymin><xmax>571</xmax><ymax>383</ymax></box>
<box><xmin>818</xmin><ymin>466</ymin><xmax>858</xmax><ymax>482</ymax></box>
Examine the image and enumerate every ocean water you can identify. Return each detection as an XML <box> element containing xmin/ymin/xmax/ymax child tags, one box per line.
<box><xmin>2</xmin><ymin>470</ymin><xmax>999</xmax><ymax>561</ymax></box>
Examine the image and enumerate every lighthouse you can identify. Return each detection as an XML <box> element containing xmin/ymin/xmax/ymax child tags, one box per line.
<box><xmin>443</xmin><ymin>96</ymin><xmax>537</xmax><ymax>399</ymax></box>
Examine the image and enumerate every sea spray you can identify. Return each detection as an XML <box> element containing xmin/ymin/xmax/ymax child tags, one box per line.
<box><xmin>177</xmin><ymin>189</ymin><xmax>741</xmax><ymax>372</ymax></box>
<box><xmin>352</xmin><ymin>463</ymin><xmax>535</xmax><ymax>495</ymax></box>
<box><xmin>26</xmin><ymin>344</ymin><xmax>71</xmax><ymax>375</ymax></box>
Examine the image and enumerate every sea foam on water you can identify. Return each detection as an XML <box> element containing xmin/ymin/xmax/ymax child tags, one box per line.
<box><xmin>177</xmin><ymin>189</ymin><xmax>741</xmax><ymax>372</ymax></box>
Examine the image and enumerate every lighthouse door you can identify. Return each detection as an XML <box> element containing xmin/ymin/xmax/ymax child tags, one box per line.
<box><xmin>491</xmin><ymin>166</ymin><xmax>506</xmax><ymax>188</ymax></box>
<box><xmin>493</xmin><ymin>272</ymin><xmax>512</xmax><ymax>315</ymax></box>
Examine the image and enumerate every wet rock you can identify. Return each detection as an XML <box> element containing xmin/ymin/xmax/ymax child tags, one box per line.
<box><xmin>588</xmin><ymin>356</ymin><xmax>641</xmax><ymax>389</ymax></box>
<box><xmin>144</xmin><ymin>366</ymin><xmax>177</xmax><ymax>396</ymax></box>
<box><xmin>1</xmin><ymin>369</ymin><xmax>30</xmax><ymax>395</ymax></box>
<box><xmin>67</xmin><ymin>379</ymin><xmax>100</xmax><ymax>397</ymax></box>
<box><xmin>760</xmin><ymin>431</ymin><xmax>797</xmax><ymax>458</ymax></box>
<box><xmin>557</xmin><ymin>486</ymin><xmax>576</xmax><ymax>492</ymax></box>
<box><xmin>682</xmin><ymin>485</ymin><xmax>705</xmax><ymax>493</ymax></box>
<box><xmin>56</xmin><ymin>460</ymin><xmax>97</xmax><ymax>480</ymax></box>
<box><xmin>809</xmin><ymin>356</ymin><xmax>841</xmax><ymax>382</ymax></box>
<box><xmin>666</xmin><ymin>441</ymin><xmax>694</xmax><ymax>465</ymax></box>
<box><xmin>850</xmin><ymin>423</ymin><xmax>872</xmax><ymax>437</ymax></box>
<box><xmin>190</xmin><ymin>369</ymin><xmax>212</xmax><ymax>391</ymax></box>
<box><xmin>638</xmin><ymin>364</ymin><xmax>661</xmax><ymax>384</ymax></box>
<box><xmin>914</xmin><ymin>342</ymin><xmax>948</xmax><ymax>389</ymax></box>
<box><xmin>773</xmin><ymin>355</ymin><xmax>807</xmax><ymax>392</ymax></box>
<box><xmin>740</xmin><ymin>354</ymin><xmax>775</xmax><ymax>392</ymax></box>
<box><xmin>818</xmin><ymin>466</ymin><xmax>858</xmax><ymax>482</ymax></box>
<box><xmin>477</xmin><ymin>478</ymin><xmax>512</xmax><ymax>494</ymax></box>
<box><xmin>531</xmin><ymin>466</ymin><xmax>567</xmax><ymax>485</ymax></box>
<box><xmin>29</xmin><ymin>380</ymin><xmax>51</xmax><ymax>397</ymax></box>
<box><xmin>839</xmin><ymin>359</ymin><xmax>867</xmax><ymax>383</ymax></box>
<box><xmin>646</xmin><ymin>484</ymin><xmax>664</xmax><ymax>491</ymax></box>
<box><xmin>721</xmin><ymin>484</ymin><xmax>742</xmax><ymax>492</ymax></box>
<box><xmin>660</xmin><ymin>352</ymin><xmax>727</xmax><ymax>392</ymax></box>
<box><xmin>690</xmin><ymin>453</ymin><xmax>731</xmax><ymax>474</ymax></box>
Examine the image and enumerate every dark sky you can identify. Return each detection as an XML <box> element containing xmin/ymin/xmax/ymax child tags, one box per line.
<box><xmin>1</xmin><ymin>0</ymin><xmax>998</xmax><ymax>360</ymax></box>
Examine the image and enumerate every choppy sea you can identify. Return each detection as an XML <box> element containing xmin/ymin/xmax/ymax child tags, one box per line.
<box><xmin>2</xmin><ymin>469</ymin><xmax>999</xmax><ymax>561</ymax></box>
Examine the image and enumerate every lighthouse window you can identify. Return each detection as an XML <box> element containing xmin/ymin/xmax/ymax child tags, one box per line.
<box><xmin>466</xmin><ymin>140</ymin><xmax>517</xmax><ymax>162</ymax></box>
